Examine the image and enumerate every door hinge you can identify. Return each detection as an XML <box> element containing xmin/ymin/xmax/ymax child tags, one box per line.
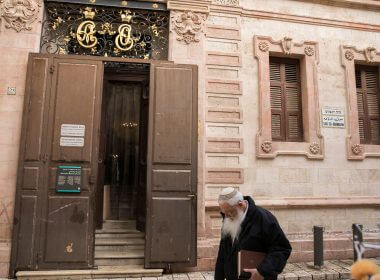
<box><xmin>50</xmin><ymin>65</ymin><xmax>55</xmax><ymax>74</ymax></box>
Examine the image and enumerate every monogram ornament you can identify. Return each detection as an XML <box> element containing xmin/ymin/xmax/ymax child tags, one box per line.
<box><xmin>76</xmin><ymin>21</ymin><xmax>97</xmax><ymax>48</ymax></box>
<box><xmin>115</xmin><ymin>24</ymin><xmax>134</xmax><ymax>51</ymax></box>
<box><xmin>345</xmin><ymin>50</ymin><xmax>354</xmax><ymax>61</ymax></box>
<box><xmin>172</xmin><ymin>11</ymin><xmax>206</xmax><ymax>44</ymax></box>
<box><xmin>304</xmin><ymin>46</ymin><xmax>314</xmax><ymax>56</ymax></box>
<box><xmin>261</xmin><ymin>141</ymin><xmax>272</xmax><ymax>153</ymax></box>
<box><xmin>281</xmin><ymin>37</ymin><xmax>293</xmax><ymax>55</ymax></box>
<box><xmin>364</xmin><ymin>47</ymin><xmax>376</xmax><ymax>63</ymax></box>
<box><xmin>351</xmin><ymin>144</ymin><xmax>362</xmax><ymax>155</ymax></box>
<box><xmin>0</xmin><ymin>0</ymin><xmax>42</xmax><ymax>32</ymax></box>
<box><xmin>309</xmin><ymin>142</ymin><xmax>320</xmax><ymax>154</ymax></box>
<box><xmin>258</xmin><ymin>41</ymin><xmax>269</xmax><ymax>52</ymax></box>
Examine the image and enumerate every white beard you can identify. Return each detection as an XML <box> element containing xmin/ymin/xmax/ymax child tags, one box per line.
<box><xmin>221</xmin><ymin>209</ymin><xmax>244</xmax><ymax>241</ymax></box>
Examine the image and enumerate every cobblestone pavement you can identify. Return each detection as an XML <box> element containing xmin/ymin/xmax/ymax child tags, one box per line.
<box><xmin>3</xmin><ymin>258</ymin><xmax>380</xmax><ymax>280</ymax></box>
<box><xmin>87</xmin><ymin>258</ymin><xmax>379</xmax><ymax>280</ymax></box>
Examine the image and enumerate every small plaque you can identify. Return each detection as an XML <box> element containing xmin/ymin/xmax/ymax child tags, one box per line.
<box><xmin>61</xmin><ymin>124</ymin><xmax>85</xmax><ymax>137</ymax></box>
<box><xmin>60</xmin><ymin>137</ymin><xmax>84</xmax><ymax>147</ymax></box>
<box><xmin>56</xmin><ymin>166</ymin><xmax>82</xmax><ymax>193</ymax></box>
<box><xmin>321</xmin><ymin>106</ymin><xmax>345</xmax><ymax>128</ymax></box>
<box><xmin>7</xmin><ymin>87</ymin><xmax>16</xmax><ymax>95</ymax></box>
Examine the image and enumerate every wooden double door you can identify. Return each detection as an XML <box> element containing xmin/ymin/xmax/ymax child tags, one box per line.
<box><xmin>9</xmin><ymin>54</ymin><xmax>198</xmax><ymax>275</ymax></box>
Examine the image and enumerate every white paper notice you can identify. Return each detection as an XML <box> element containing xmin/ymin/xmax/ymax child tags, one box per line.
<box><xmin>61</xmin><ymin>124</ymin><xmax>85</xmax><ymax>137</ymax></box>
<box><xmin>321</xmin><ymin>107</ymin><xmax>345</xmax><ymax>128</ymax></box>
<box><xmin>60</xmin><ymin>137</ymin><xmax>84</xmax><ymax>147</ymax></box>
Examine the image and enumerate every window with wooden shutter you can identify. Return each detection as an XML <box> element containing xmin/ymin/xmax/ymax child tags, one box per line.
<box><xmin>269</xmin><ymin>57</ymin><xmax>303</xmax><ymax>142</ymax></box>
<box><xmin>355</xmin><ymin>65</ymin><xmax>380</xmax><ymax>145</ymax></box>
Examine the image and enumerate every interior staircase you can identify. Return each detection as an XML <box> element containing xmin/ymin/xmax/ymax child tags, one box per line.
<box><xmin>95</xmin><ymin>219</ymin><xmax>144</xmax><ymax>266</ymax></box>
<box><xmin>16</xmin><ymin>219</ymin><xmax>163</xmax><ymax>279</ymax></box>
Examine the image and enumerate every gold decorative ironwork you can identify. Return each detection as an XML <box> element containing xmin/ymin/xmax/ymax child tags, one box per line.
<box><xmin>82</xmin><ymin>7</ymin><xmax>95</xmax><ymax>19</ymax></box>
<box><xmin>152</xmin><ymin>3</ymin><xmax>158</xmax><ymax>8</ymax></box>
<box><xmin>121</xmin><ymin>0</ymin><xmax>127</xmax><ymax>6</ymax></box>
<box><xmin>52</xmin><ymin>17</ymin><xmax>64</xmax><ymax>30</ymax></box>
<box><xmin>115</xmin><ymin>24</ymin><xmax>134</xmax><ymax>51</ymax></box>
<box><xmin>76</xmin><ymin>20</ymin><xmax>97</xmax><ymax>48</ymax></box>
<box><xmin>151</xmin><ymin>24</ymin><xmax>158</xmax><ymax>36</ymax></box>
<box><xmin>41</xmin><ymin>2</ymin><xmax>169</xmax><ymax>59</ymax></box>
<box><xmin>120</xmin><ymin>10</ymin><xmax>132</xmax><ymax>22</ymax></box>
<box><xmin>98</xmin><ymin>23</ymin><xmax>116</xmax><ymax>35</ymax></box>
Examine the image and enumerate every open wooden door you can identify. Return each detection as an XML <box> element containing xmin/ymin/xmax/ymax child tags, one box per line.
<box><xmin>10</xmin><ymin>54</ymin><xmax>103</xmax><ymax>275</ymax></box>
<box><xmin>145</xmin><ymin>63</ymin><xmax>198</xmax><ymax>269</ymax></box>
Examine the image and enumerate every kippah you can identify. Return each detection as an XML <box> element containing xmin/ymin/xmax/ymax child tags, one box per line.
<box><xmin>219</xmin><ymin>187</ymin><xmax>237</xmax><ymax>200</ymax></box>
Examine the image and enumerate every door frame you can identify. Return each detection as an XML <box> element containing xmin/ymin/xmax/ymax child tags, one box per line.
<box><xmin>96</xmin><ymin>70</ymin><xmax>150</xmax><ymax>227</ymax></box>
<box><xmin>10</xmin><ymin>53</ymin><xmax>199</xmax><ymax>276</ymax></box>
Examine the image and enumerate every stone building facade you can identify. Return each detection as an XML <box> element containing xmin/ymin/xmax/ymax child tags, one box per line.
<box><xmin>1</xmin><ymin>0</ymin><xmax>380</xmax><ymax>277</ymax></box>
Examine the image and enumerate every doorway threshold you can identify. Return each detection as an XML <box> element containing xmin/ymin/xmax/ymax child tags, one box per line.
<box><xmin>15</xmin><ymin>265</ymin><xmax>163</xmax><ymax>279</ymax></box>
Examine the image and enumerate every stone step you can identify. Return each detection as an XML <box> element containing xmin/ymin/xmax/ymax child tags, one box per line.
<box><xmin>95</xmin><ymin>238</ymin><xmax>145</xmax><ymax>251</ymax></box>
<box><xmin>16</xmin><ymin>265</ymin><xmax>163</xmax><ymax>279</ymax></box>
<box><xmin>96</xmin><ymin>228</ymin><xmax>144</xmax><ymax>239</ymax></box>
<box><xmin>95</xmin><ymin>244</ymin><xmax>145</xmax><ymax>252</ymax></box>
<box><xmin>102</xmin><ymin>219</ymin><xmax>136</xmax><ymax>230</ymax></box>
<box><xmin>95</xmin><ymin>250</ymin><xmax>145</xmax><ymax>266</ymax></box>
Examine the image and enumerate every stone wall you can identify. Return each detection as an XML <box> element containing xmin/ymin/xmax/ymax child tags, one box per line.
<box><xmin>196</xmin><ymin>0</ymin><xmax>380</xmax><ymax>271</ymax></box>
<box><xmin>0</xmin><ymin>0</ymin><xmax>43</xmax><ymax>276</ymax></box>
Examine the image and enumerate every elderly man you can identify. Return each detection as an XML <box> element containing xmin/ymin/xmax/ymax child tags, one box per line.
<box><xmin>215</xmin><ymin>187</ymin><xmax>291</xmax><ymax>280</ymax></box>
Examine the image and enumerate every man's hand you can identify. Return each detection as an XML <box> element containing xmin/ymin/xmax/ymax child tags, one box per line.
<box><xmin>243</xmin><ymin>268</ymin><xmax>264</xmax><ymax>280</ymax></box>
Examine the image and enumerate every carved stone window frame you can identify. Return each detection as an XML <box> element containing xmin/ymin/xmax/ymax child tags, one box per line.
<box><xmin>341</xmin><ymin>45</ymin><xmax>380</xmax><ymax>160</ymax></box>
<box><xmin>254</xmin><ymin>35</ymin><xmax>324</xmax><ymax>159</ymax></box>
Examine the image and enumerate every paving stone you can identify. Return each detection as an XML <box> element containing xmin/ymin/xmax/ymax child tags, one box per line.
<box><xmin>172</xmin><ymin>273</ymin><xmax>189</xmax><ymax>280</ymax></box>
<box><xmin>157</xmin><ymin>275</ymin><xmax>173</xmax><ymax>280</ymax></box>
<box><xmin>339</xmin><ymin>259</ymin><xmax>353</xmax><ymax>266</ymax></box>
<box><xmin>310</xmin><ymin>272</ymin><xmax>326</xmax><ymax>280</ymax></box>
<box><xmin>283</xmin><ymin>264</ymin><xmax>298</xmax><ymax>272</ymax></box>
<box><xmin>200</xmin><ymin>272</ymin><xmax>213</xmax><ymax>280</ymax></box>
<box><xmin>324</xmin><ymin>271</ymin><xmax>340</xmax><ymax>280</ymax></box>
<box><xmin>187</xmin><ymin>272</ymin><xmax>205</xmax><ymax>280</ymax></box>
<box><xmin>142</xmin><ymin>277</ymin><xmax>158</xmax><ymax>280</ymax></box>
<box><xmin>280</xmin><ymin>272</ymin><xmax>299</xmax><ymax>280</ymax></box>
<box><xmin>324</xmin><ymin>261</ymin><xmax>344</xmax><ymax>269</ymax></box>
<box><xmin>293</xmin><ymin>270</ymin><xmax>312</xmax><ymax>280</ymax></box>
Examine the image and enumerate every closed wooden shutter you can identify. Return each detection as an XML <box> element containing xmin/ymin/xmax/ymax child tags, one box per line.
<box><xmin>355</xmin><ymin>65</ymin><xmax>380</xmax><ymax>144</ymax></box>
<box><xmin>269</xmin><ymin>57</ymin><xmax>303</xmax><ymax>141</ymax></box>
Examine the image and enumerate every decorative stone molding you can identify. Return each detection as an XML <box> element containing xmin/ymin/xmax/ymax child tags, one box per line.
<box><xmin>258</xmin><ymin>41</ymin><xmax>269</xmax><ymax>52</ymax></box>
<box><xmin>344</xmin><ymin>50</ymin><xmax>354</xmax><ymax>61</ymax></box>
<box><xmin>0</xmin><ymin>0</ymin><xmax>42</xmax><ymax>32</ymax></box>
<box><xmin>212</xmin><ymin>0</ymin><xmax>239</xmax><ymax>6</ymax></box>
<box><xmin>304</xmin><ymin>46</ymin><xmax>314</xmax><ymax>56</ymax></box>
<box><xmin>254</xmin><ymin>35</ymin><xmax>324</xmax><ymax>159</ymax></box>
<box><xmin>167</xmin><ymin>0</ymin><xmax>211</xmax><ymax>14</ymax></box>
<box><xmin>351</xmin><ymin>144</ymin><xmax>362</xmax><ymax>155</ymax></box>
<box><xmin>281</xmin><ymin>36</ymin><xmax>293</xmax><ymax>55</ymax></box>
<box><xmin>171</xmin><ymin>10</ymin><xmax>206</xmax><ymax>44</ymax></box>
<box><xmin>364</xmin><ymin>47</ymin><xmax>376</xmax><ymax>63</ymax></box>
<box><xmin>261</xmin><ymin>141</ymin><xmax>272</xmax><ymax>153</ymax></box>
<box><xmin>341</xmin><ymin>45</ymin><xmax>380</xmax><ymax>160</ymax></box>
<box><xmin>309</xmin><ymin>142</ymin><xmax>321</xmax><ymax>154</ymax></box>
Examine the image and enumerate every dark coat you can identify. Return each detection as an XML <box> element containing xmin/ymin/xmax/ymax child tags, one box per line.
<box><xmin>214</xmin><ymin>196</ymin><xmax>292</xmax><ymax>280</ymax></box>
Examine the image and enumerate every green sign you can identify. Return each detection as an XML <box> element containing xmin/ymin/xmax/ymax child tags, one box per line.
<box><xmin>56</xmin><ymin>166</ymin><xmax>82</xmax><ymax>193</ymax></box>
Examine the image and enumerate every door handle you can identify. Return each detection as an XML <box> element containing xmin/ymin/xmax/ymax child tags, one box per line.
<box><xmin>187</xmin><ymin>194</ymin><xmax>196</xmax><ymax>199</ymax></box>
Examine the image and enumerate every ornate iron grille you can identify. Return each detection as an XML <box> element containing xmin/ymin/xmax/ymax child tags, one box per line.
<box><xmin>41</xmin><ymin>2</ymin><xmax>169</xmax><ymax>59</ymax></box>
